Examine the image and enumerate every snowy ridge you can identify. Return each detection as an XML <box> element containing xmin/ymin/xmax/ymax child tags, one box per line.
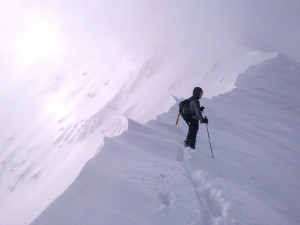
<box><xmin>0</xmin><ymin>45</ymin><xmax>278</xmax><ymax>225</ymax></box>
<box><xmin>31</xmin><ymin>54</ymin><xmax>300</xmax><ymax>225</ymax></box>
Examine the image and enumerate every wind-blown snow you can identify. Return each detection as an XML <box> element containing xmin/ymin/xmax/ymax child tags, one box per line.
<box><xmin>31</xmin><ymin>53</ymin><xmax>300</xmax><ymax>225</ymax></box>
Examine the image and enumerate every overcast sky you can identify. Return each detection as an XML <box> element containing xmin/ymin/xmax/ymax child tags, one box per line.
<box><xmin>1</xmin><ymin>0</ymin><xmax>300</xmax><ymax>76</ymax></box>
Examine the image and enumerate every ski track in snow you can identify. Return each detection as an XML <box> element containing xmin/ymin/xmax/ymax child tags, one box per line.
<box><xmin>31</xmin><ymin>107</ymin><xmax>256</xmax><ymax>225</ymax></box>
<box><xmin>149</xmin><ymin>110</ymin><xmax>250</xmax><ymax>225</ymax></box>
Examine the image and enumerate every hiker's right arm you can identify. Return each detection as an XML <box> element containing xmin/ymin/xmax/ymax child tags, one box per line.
<box><xmin>190</xmin><ymin>101</ymin><xmax>204</xmax><ymax>121</ymax></box>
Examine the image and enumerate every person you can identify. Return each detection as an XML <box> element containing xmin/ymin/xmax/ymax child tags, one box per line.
<box><xmin>184</xmin><ymin>87</ymin><xmax>208</xmax><ymax>149</ymax></box>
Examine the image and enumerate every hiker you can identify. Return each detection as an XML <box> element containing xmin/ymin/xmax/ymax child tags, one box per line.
<box><xmin>183</xmin><ymin>87</ymin><xmax>208</xmax><ymax>149</ymax></box>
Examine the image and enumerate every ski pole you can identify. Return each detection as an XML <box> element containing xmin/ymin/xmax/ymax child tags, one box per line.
<box><xmin>206</xmin><ymin>123</ymin><xmax>214</xmax><ymax>158</ymax></box>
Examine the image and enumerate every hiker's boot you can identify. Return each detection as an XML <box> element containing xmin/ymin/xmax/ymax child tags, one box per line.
<box><xmin>184</xmin><ymin>139</ymin><xmax>189</xmax><ymax>147</ymax></box>
<box><xmin>184</xmin><ymin>134</ymin><xmax>190</xmax><ymax>147</ymax></box>
<box><xmin>189</xmin><ymin>139</ymin><xmax>196</xmax><ymax>149</ymax></box>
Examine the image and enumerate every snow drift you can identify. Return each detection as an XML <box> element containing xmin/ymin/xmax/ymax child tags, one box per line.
<box><xmin>1</xmin><ymin>44</ymin><xmax>277</xmax><ymax>225</ymax></box>
<box><xmin>31</xmin><ymin>53</ymin><xmax>300</xmax><ymax>225</ymax></box>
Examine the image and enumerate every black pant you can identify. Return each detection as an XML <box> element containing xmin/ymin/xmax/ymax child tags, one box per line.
<box><xmin>186</xmin><ymin>118</ymin><xmax>199</xmax><ymax>141</ymax></box>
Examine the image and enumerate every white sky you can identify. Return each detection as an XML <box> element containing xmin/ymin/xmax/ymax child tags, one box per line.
<box><xmin>1</xmin><ymin>0</ymin><xmax>299</xmax><ymax>70</ymax></box>
<box><xmin>0</xmin><ymin>0</ymin><xmax>299</xmax><ymax>105</ymax></box>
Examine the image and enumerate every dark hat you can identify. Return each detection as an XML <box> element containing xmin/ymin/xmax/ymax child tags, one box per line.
<box><xmin>193</xmin><ymin>87</ymin><xmax>203</xmax><ymax>98</ymax></box>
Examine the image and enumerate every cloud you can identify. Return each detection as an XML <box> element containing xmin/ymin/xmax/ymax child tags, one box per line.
<box><xmin>53</xmin><ymin>0</ymin><xmax>300</xmax><ymax>61</ymax></box>
<box><xmin>1</xmin><ymin>0</ymin><xmax>299</xmax><ymax>74</ymax></box>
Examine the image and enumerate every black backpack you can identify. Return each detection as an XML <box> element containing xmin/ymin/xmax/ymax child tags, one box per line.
<box><xmin>179</xmin><ymin>99</ymin><xmax>192</xmax><ymax>122</ymax></box>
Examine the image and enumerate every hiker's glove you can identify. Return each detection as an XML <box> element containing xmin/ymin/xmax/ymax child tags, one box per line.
<box><xmin>202</xmin><ymin>117</ymin><xmax>208</xmax><ymax>124</ymax></box>
<box><xmin>200</xmin><ymin>106</ymin><xmax>205</xmax><ymax>112</ymax></box>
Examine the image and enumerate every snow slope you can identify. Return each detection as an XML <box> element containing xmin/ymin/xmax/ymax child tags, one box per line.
<box><xmin>31</xmin><ymin>53</ymin><xmax>300</xmax><ymax>225</ymax></box>
<box><xmin>0</xmin><ymin>45</ymin><xmax>276</xmax><ymax>225</ymax></box>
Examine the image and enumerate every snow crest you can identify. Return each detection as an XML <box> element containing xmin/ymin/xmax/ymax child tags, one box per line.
<box><xmin>31</xmin><ymin>53</ymin><xmax>300</xmax><ymax>225</ymax></box>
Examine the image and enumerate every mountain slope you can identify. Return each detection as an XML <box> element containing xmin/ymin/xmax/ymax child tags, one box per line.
<box><xmin>0</xmin><ymin>45</ymin><xmax>277</xmax><ymax>225</ymax></box>
<box><xmin>31</xmin><ymin>54</ymin><xmax>300</xmax><ymax>225</ymax></box>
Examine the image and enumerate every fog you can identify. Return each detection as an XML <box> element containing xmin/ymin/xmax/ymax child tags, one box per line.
<box><xmin>1</xmin><ymin>0</ymin><xmax>299</xmax><ymax>125</ymax></box>
<box><xmin>1</xmin><ymin>0</ymin><xmax>299</xmax><ymax>74</ymax></box>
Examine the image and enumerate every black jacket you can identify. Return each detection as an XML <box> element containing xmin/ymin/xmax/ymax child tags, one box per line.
<box><xmin>188</xmin><ymin>97</ymin><xmax>204</xmax><ymax>122</ymax></box>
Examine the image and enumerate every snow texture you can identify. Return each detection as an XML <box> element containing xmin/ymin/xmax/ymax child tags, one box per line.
<box><xmin>31</xmin><ymin>53</ymin><xmax>300</xmax><ymax>225</ymax></box>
